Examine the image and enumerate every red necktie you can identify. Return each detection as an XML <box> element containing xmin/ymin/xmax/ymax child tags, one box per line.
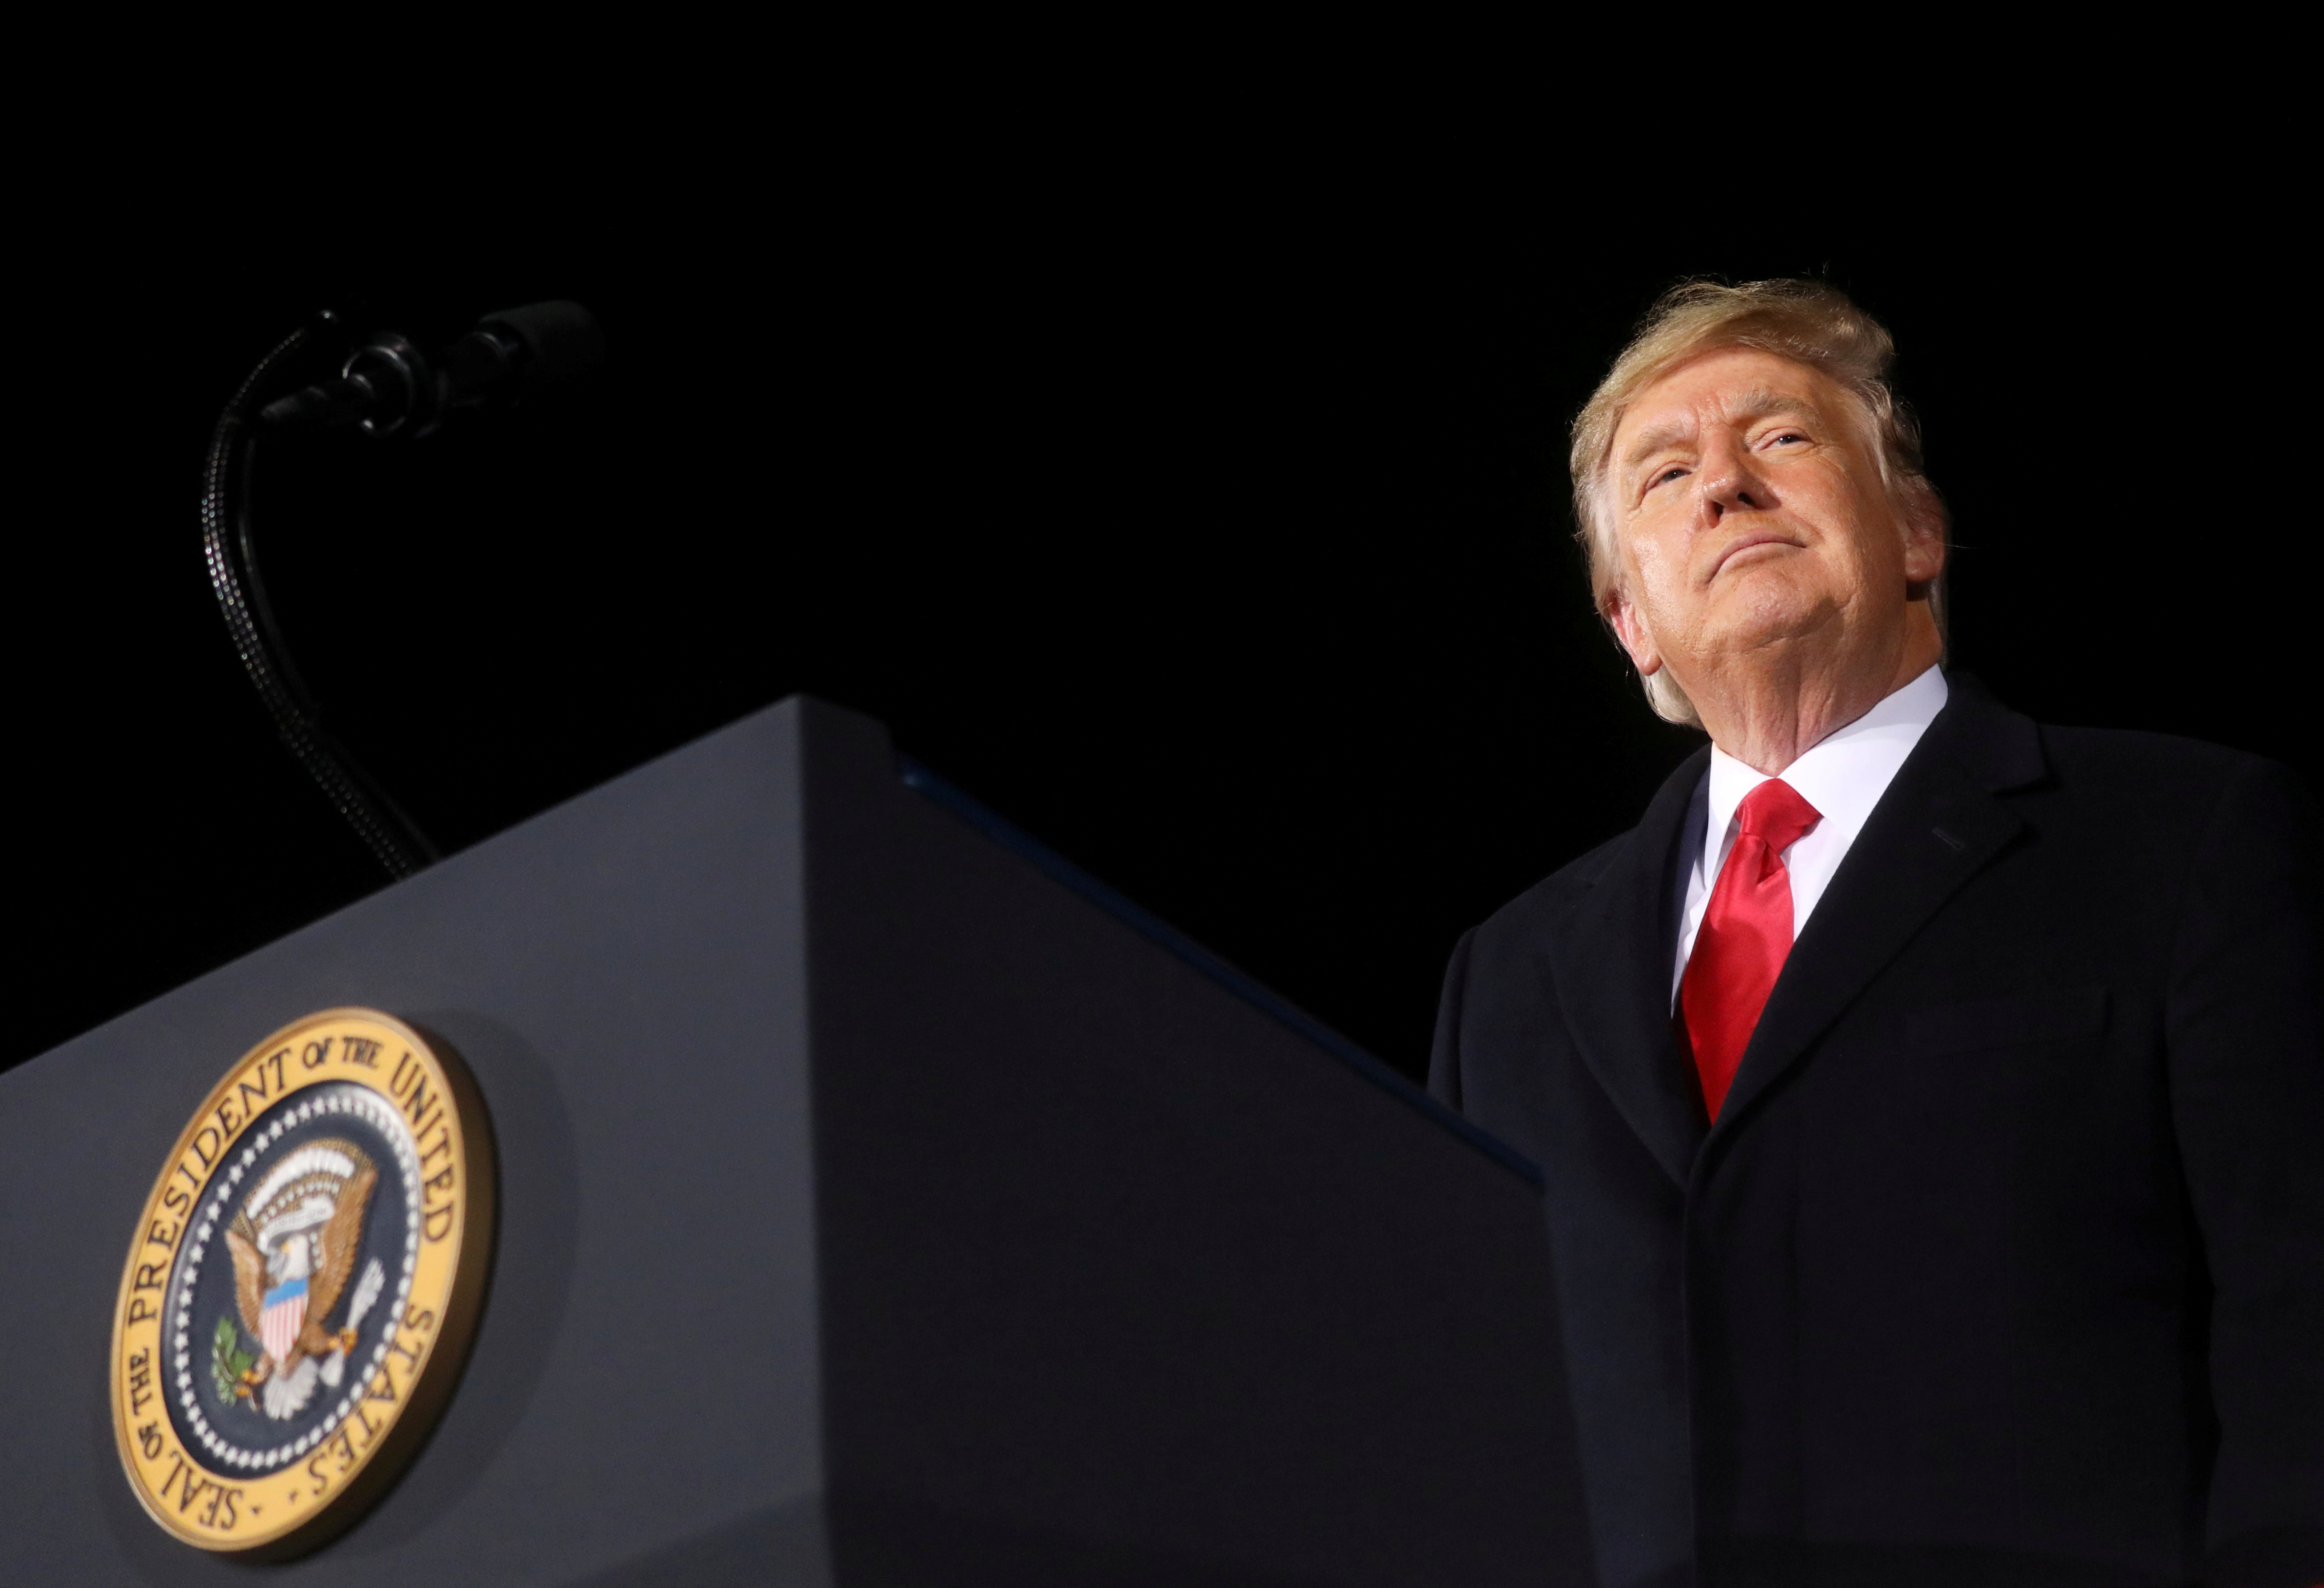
<box><xmin>1680</xmin><ymin>778</ymin><xmax>1822</xmax><ymax>1121</ymax></box>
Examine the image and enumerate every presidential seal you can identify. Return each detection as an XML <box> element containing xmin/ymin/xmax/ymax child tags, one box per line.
<box><xmin>110</xmin><ymin>1009</ymin><xmax>494</xmax><ymax>1556</ymax></box>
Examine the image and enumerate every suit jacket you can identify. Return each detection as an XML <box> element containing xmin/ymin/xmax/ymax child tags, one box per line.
<box><xmin>1429</xmin><ymin>676</ymin><xmax>2324</xmax><ymax>1588</ymax></box>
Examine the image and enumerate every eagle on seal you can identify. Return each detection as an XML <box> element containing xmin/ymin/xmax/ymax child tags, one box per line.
<box><xmin>223</xmin><ymin>1139</ymin><xmax>379</xmax><ymax>1420</ymax></box>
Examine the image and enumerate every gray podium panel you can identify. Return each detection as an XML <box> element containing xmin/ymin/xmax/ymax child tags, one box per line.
<box><xmin>0</xmin><ymin>698</ymin><xmax>1589</xmax><ymax>1586</ymax></box>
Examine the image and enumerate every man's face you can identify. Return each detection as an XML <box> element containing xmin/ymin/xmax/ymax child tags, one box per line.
<box><xmin>1602</xmin><ymin>347</ymin><xmax>1941</xmax><ymax>691</ymax></box>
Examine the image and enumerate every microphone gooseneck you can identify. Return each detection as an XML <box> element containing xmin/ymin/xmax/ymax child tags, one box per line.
<box><xmin>203</xmin><ymin>300</ymin><xmax>602</xmax><ymax>878</ymax></box>
<box><xmin>201</xmin><ymin>310</ymin><xmax>440</xmax><ymax>878</ymax></box>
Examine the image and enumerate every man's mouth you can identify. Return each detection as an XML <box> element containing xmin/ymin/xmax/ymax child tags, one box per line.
<box><xmin>1710</xmin><ymin>532</ymin><xmax>1802</xmax><ymax>577</ymax></box>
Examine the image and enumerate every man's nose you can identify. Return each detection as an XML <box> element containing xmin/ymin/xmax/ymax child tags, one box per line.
<box><xmin>1698</xmin><ymin>441</ymin><xmax>1770</xmax><ymax>519</ymax></box>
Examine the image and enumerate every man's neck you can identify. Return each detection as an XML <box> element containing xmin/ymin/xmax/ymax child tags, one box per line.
<box><xmin>1688</xmin><ymin>626</ymin><xmax>1943</xmax><ymax>776</ymax></box>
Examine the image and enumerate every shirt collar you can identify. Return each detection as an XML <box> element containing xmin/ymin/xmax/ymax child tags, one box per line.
<box><xmin>1703</xmin><ymin>664</ymin><xmax>1950</xmax><ymax>854</ymax></box>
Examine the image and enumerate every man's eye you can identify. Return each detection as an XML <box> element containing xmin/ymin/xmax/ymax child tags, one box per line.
<box><xmin>1650</xmin><ymin>467</ymin><xmax>1686</xmax><ymax>488</ymax></box>
<box><xmin>1770</xmin><ymin>432</ymin><xmax>1805</xmax><ymax>445</ymax></box>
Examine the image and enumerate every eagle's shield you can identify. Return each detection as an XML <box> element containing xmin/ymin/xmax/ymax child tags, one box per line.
<box><xmin>260</xmin><ymin>1278</ymin><xmax>308</xmax><ymax>1366</ymax></box>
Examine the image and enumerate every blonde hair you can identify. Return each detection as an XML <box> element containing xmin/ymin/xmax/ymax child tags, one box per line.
<box><xmin>1569</xmin><ymin>278</ymin><xmax>1947</xmax><ymax>726</ymax></box>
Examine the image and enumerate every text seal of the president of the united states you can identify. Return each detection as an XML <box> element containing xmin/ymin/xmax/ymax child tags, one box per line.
<box><xmin>110</xmin><ymin>1009</ymin><xmax>494</xmax><ymax>1556</ymax></box>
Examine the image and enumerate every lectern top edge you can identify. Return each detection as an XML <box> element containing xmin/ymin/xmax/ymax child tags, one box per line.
<box><xmin>896</xmin><ymin>754</ymin><xmax>1544</xmax><ymax>1188</ymax></box>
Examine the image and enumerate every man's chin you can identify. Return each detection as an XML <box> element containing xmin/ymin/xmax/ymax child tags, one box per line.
<box><xmin>1692</xmin><ymin>604</ymin><xmax>1839</xmax><ymax>664</ymax></box>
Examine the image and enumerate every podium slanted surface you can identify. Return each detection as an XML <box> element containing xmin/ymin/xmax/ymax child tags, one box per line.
<box><xmin>0</xmin><ymin>697</ymin><xmax>1589</xmax><ymax>1586</ymax></box>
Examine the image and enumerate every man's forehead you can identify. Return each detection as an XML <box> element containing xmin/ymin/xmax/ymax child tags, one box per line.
<box><xmin>1616</xmin><ymin>357</ymin><xmax>1834</xmax><ymax>461</ymax></box>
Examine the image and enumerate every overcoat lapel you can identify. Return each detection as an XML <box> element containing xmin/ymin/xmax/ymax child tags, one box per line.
<box><xmin>1546</xmin><ymin>747</ymin><xmax>1711</xmax><ymax>1188</ymax></box>
<box><xmin>1708</xmin><ymin>677</ymin><xmax>2048</xmax><ymax>1142</ymax></box>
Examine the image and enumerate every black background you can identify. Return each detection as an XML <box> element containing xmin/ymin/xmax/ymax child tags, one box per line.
<box><xmin>12</xmin><ymin>177</ymin><xmax>2309</xmax><ymax>1083</ymax></box>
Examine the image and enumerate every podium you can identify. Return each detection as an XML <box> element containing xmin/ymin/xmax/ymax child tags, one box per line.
<box><xmin>0</xmin><ymin>698</ymin><xmax>1591</xmax><ymax>1586</ymax></box>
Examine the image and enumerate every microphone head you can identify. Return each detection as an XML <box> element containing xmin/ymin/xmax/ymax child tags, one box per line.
<box><xmin>475</xmin><ymin>300</ymin><xmax>606</xmax><ymax>384</ymax></box>
<box><xmin>253</xmin><ymin>301</ymin><xmax>605</xmax><ymax>436</ymax></box>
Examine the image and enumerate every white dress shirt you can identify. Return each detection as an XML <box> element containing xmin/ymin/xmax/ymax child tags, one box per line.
<box><xmin>1673</xmin><ymin>665</ymin><xmax>1950</xmax><ymax>1003</ymax></box>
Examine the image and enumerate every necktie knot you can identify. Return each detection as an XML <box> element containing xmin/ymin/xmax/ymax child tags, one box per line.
<box><xmin>1736</xmin><ymin>778</ymin><xmax>1821</xmax><ymax>856</ymax></box>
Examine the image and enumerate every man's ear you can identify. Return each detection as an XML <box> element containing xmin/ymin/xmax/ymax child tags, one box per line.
<box><xmin>1899</xmin><ymin>484</ymin><xmax>1948</xmax><ymax>587</ymax></box>
<box><xmin>1606</xmin><ymin>591</ymin><xmax>1663</xmax><ymax>677</ymax></box>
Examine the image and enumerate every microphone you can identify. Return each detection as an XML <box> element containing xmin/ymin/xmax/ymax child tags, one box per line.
<box><xmin>258</xmin><ymin>300</ymin><xmax>605</xmax><ymax>438</ymax></box>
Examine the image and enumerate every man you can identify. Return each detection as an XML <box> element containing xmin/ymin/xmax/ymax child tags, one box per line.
<box><xmin>1429</xmin><ymin>280</ymin><xmax>2322</xmax><ymax>1588</ymax></box>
